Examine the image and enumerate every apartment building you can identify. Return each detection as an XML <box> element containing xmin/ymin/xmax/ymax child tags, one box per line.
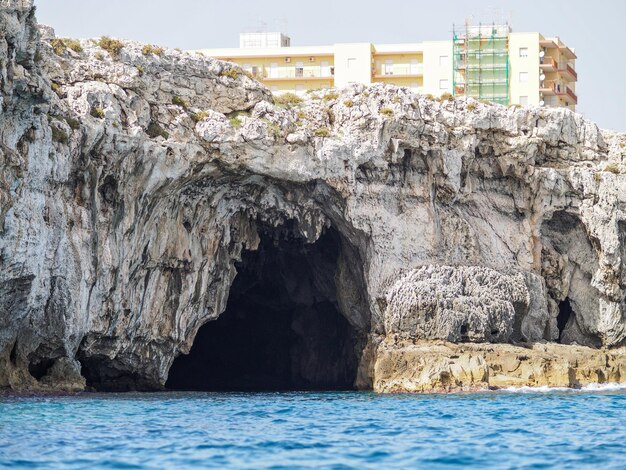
<box><xmin>196</xmin><ymin>25</ymin><xmax>577</xmax><ymax>110</ymax></box>
<box><xmin>453</xmin><ymin>24</ymin><xmax>577</xmax><ymax>109</ymax></box>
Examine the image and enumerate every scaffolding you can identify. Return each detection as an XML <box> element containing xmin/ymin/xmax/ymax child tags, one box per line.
<box><xmin>453</xmin><ymin>22</ymin><xmax>510</xmax><ymax>105</ymax></box>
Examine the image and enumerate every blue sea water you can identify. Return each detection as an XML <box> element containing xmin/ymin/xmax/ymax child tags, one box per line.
<box><xmin>1</xmin><ymin>388</ymin><xmax>626</xmax><ymax>469</ymax></box>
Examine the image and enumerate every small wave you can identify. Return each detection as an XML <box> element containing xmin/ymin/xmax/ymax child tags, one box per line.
<box><xmin>500</xmin><ymin>385</ymin><xmax>572</xmax><ymax>393</ymax></box>
<box><xmin>499</xmin><ymin>382</ymin><xmax>626</xmax><ymax>393</ymax></box>
<box><xmin>581</xmin><ymin>382</ymin><xmax>626</xmax><ymax>391</ymax></box>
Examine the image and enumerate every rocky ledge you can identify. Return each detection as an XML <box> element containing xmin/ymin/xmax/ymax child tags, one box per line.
<box><xmin>1</xmin><ymin>2</ymin><xmax>626</xmax><ymax>394</ymax></box>
<box><xmin>374</xmin><ymin>338</ymin><xmax>626</xmax><ymax>392</ymax></box>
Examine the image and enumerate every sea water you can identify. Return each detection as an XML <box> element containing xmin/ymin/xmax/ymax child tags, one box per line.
<box><xmin>2</xmin><ymin>387</ymin><xmax>626</xmax><ymax>469</ymax></box>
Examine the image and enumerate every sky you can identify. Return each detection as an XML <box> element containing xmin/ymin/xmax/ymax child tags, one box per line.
<box><xmin>35</xmin><ymin>0</ymin><xmax>624</xmax><ymax>131</ymax></box>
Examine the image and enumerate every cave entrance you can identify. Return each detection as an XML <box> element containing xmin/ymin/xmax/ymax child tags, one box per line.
<box><xmin>557</xmin><ymin>298</ymin><xmax>573</xmax><ymax>342</ymax></box>
<box><xmin>166</xmin><ymin>224</ymin><xmax>361</xmax><ymax>391</ymax></box>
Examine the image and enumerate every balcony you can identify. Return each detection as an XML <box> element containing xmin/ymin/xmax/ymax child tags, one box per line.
<box><xmin>262</xmin><ymin>67</ymin><xmax>334</xmax><ymax>81</ymax></box>
<box><xmin>540</xmin><ymin>80</ymin><xmax>557</xmax><ymax>95</ymax></box>
<box><xmin>540</xmin><ymin>59</ymin><xmax>577</xmax><ymax>82</ymax></box>
<box><xmin>374</xmin><ymin>64</ymin><xmax>424</xmax><ymax>78</ymax></box>
<box><xmin>561</xmin><ymin>86</ymin><xmax>578</xmax><ymax>105</ymax></box>
<box><xmin>540</xmin><ymin>81</ymin><xmax>577</xmax><ymax>105</ymax></box>
<box><xmin>540</xmin><ymin>39</ymin><xmax>577</xmax><ymax>60</ymax></box>
<box><xmin>558</xmin><ymin>63</ymin><xmax>577</xmax><ymax>81</ymax></box>
<box><xmin>559</xmin><ymin>46</ymin><xmax>577</xmax><ymax>60</ymax></box>
<box><xmin>539</xmin><ymin>57</ymin><xmax>557</xmax><ymax>72</ymax></box>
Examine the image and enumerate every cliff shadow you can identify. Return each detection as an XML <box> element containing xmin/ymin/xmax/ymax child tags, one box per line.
<box><xmin>166</xmin><ymin>223</ymin><xmax>363</xmax><ymax>391</ymax></box>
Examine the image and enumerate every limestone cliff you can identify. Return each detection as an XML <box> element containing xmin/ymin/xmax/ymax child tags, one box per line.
<box><xmin>2</xmin><ymin>1</ymin><xmax>626</xmax><ymax>393</ymax></box>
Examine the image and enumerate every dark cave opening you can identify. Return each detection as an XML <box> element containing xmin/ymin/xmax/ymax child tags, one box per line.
<box><xmin>78</xmin><ymin>354</ymin><xmax>156</xmax><ymax>392</ymax></box>
<box><xmin>28</xmin><ymin>357</ymin><xmax>55</xmax><ymax>381</ymax></box>
<box><xmin>166</xmin><ymin>224</ymin><xmax>361</xmax><ymax>392</ymax></box>
<box><xmin>557</xmin><ymin>298</ymin><xmax>573</xmax><ymax>342</ymax></box>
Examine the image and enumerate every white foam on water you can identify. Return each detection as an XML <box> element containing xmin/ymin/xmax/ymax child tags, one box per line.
<box><xmin>500</xmin><ymin>385</ymin><xmax>572</xmax><ymax>393</ymax></box>
<box><xmin>581</xmin><ymin>382</ymin><xmax>626</xmax><ymax>391</ymax></box>
<box><xmin>498</xmin><ymin>382</ymin><xmax>626</xmax><ymax>393</ymax></box>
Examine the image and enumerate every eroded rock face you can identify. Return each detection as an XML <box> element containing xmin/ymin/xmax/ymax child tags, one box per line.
<box><xmin>383</xmin><ymin>266</ymin><xmax>538</xmax><ymax>343</ymax></box>
<box><xmin>1</xmin><ymin>2</ymin><xmax>626</xmax><ymax>392</ymax></box>
<box><xmin>373</xmin><ymin>338</ymin><xmax>626</xmax><ymax>393</ymax></box>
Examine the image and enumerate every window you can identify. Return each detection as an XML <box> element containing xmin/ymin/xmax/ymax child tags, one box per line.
<box><xmin>519</xmin><ymin>72</ymin><xmax>528</xmax><ymax>82</ymax></box>
<box><xmin>384</xmin><ymin>60</ymin><xmax>394</xmax><ymax>75</ymax></box>
<box><xmin>295</xmin><ymin>61</ymin><xmax>304</xmax><ymax>78</ymax></box>
<box><xmin>519</xmin><ymin>47</ymin><xmax>528</xmax><ymax>58</ymax></box>
<box><xmin>519</xmin><ymin>96</ymin><xmax>528</xmax><ymax>106</ymax></box>
<box><xmin>439</xmin><ymin>55</ymin><xmax>449</xmax><ymax>66</ymax></box>
<box><xmin>269</xmin><ymin>63</ymin><xmax>278</xmax><ymax>79</ymax></box>
<box><xmin>347</xmin><ymin>58</ymin><xmax>356</xmax><ymax>69</ymax></box>
<box><xmin>439</xmin><ymin>79</ymin><xmax>449</xmax><ymax>90</ymax></box>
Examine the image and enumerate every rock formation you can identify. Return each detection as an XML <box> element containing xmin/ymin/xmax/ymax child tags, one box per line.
<box><xmin>1</xmin><ymin>1</ymin><xmax>626</xmax><ymax>393</ymax></box>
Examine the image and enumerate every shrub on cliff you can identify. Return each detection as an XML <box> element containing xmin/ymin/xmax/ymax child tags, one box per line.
<box><xmin>50</xmin><ymin>38</ymin><xmax>83</xmax><ymax>55</ymax></box>
<box><xmin>191</xmin><ymin>111</ymin><xmax>209</xmax><ymax>123</ymax></box>
<box><xmin>98</xmin><ymin>36</ymin><xmax>124</xmax><ymax>58</ymax></box>
<box><xmin>220</xmin><ymin>68</ymin><xmax>240</xmax><ymax>79</ymax></box>
<box><xmin>172</xmin><ymin>96</ymin><xmax>189</xmax><ymax>109</ymax></box>
<box><xmin>274</xmin><ymin>93</ymin><xmax>302</xmax><ymax>107</ymax></box>
<box><xmin>51</xmin><ymin>82</ymin><xmax>63</xmax><ymax>97</ymax></box>
<box><xmin>90</xmin><ymin>107</ymin><xmax>105</xmax><ymax>119</ymax></box>
<box><xmin>142</xmin><ymin>44</ymin><xmax>165</xmax><ymax>57</ymax></box>
<box><xmin>314</xmin><ymin>127</ymin><xmax>330</xmax><ymax>137</ymax></box>
<box><xmin>605</xmin><ymin>163</ymin><xmax>621</xmax><ymax>174</ymax></box>
<box><xmin>51</xmin><ymin>125</ymin><xmax>68</xmax><ymax>144</ymax></box>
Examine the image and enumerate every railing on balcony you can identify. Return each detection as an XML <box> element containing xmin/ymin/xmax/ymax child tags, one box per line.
<box><xmin>558</xmin><ymin>63</ymin><xmax>578</xmax><ymax>81</ymax></box>
<box><xmin>540</xmin><ymin>80</ymin><xmax>577</xmax><ymax>104</ymax></box>
<box><xmin>539</xmin><ymin>57</ymin><xmax>557</xmax><ymax>71</ymax></box>
<box><xmin>376</xmin><ymin>64</ymin><xmax>424</xmax><ymax>77</ymax></box>
<box><xmin>261</xmin><ymin>67</ymin><xmax>335</xmax><ymax>80</ymax></box>
<box><xmin>540</xmin><ymin>80</ymin><xmax>558</xmax><ymax>94</ymax></box>
<box><xmin>563</xmin><ymin>86</ymin><xmax>578</xmax><ymax>104</ymax></box>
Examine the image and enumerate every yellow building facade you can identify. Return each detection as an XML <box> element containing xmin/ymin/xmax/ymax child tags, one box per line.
<box><xmin>197</xmin><ymin>27</ymin><xmax>576</xmax><ymax>110</ymax></box>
